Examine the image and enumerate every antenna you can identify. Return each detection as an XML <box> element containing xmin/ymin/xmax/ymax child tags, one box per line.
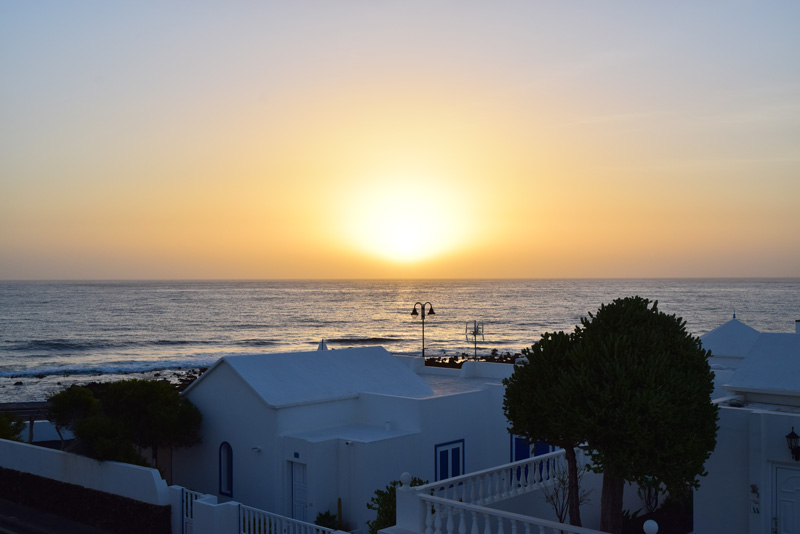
<box><xmin>465</xmin><ymin>320</ymin><xmax>484</xmax><ymax>360</ymax></box>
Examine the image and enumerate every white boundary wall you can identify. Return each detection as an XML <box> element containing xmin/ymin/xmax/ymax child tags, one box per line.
<box><xmin>0</xmin><ymin>437</ymin><xmax>170</xmax><ymax>506</ymax></box>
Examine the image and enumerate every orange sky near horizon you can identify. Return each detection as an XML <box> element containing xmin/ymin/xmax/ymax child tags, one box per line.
<box><xmin>1</xmin><ymin>2</ymin><xmax>799</xmax><ymax>279</ymax></box>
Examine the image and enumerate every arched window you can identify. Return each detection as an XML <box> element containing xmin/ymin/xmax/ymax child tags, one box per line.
<box><xmin>219</xmin><ymin>442</ymin><xmax>233</xmax><ymax>497</ymax></box>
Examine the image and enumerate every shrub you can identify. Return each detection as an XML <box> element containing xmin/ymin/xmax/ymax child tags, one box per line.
<box><xmin>366</xmin><ymin>476</ymin><xmax>426</xmax><ymax>534</ymax></box>
<box><xmin>0</xmin><ymin>412</ymin><xmax>25</xmax><ymax>441</ymax></box>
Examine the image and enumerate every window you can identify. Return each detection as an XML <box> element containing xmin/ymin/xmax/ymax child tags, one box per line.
<box><xmin>435</xmin><ymin>440</ymin><xmax>465</xmax><ymax>481</ymax></box>
<box><xmin>219</xmin><ymin>442</ymin><xmax>233</xmax><ymax>497</ymax></box>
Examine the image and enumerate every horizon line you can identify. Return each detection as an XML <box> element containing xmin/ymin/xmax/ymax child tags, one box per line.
<box><xmin>2</xmin><ymin>276</ymin><xmax>799</xmax><ymax>283</ymax></box>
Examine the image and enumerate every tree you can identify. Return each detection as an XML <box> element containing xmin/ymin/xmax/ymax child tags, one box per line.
<box><xmin>0</xmin><ymin>412</ymin><xmax>25</xmax><ymax>441</ymax></box>
<box><xmin>98</xmin><ymin>379</ymin><xmax>203</xmax><ymax>463</ymax></box>
<box><xmin>503</xmin><ymin>331</ymin><xmax>586</xmax><ymax>526</ymax></box>
<box><xmin>569</xmin><ymin>297</ymin><xmax>718</xmax><ymax>533</ymax></box>
<box><xmin>47</xmin><ymin>379</ymin><xmax>202</xmax><ymax>467</ymax></box>
<box><xmin>541</xmin><ymin>461</ymin><xmax>593</xmax><ymax>524</ymax></box>
<box><xmin>48</xmin><ymin>385</ymin><xmax>99</xmax><ymax>449</ymax></box>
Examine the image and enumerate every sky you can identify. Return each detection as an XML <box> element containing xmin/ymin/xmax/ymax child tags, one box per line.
<box><xmin>1</xmin><ymin>2</ymin><xmax>799</xmax><ymax>280</ymax></box>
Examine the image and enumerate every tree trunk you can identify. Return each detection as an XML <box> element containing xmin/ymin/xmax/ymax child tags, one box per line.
<box><xmin>564</xmin><ymin>446</ymin><xmax>582</xmax><ymax>527</ymax></box>
<box><xmin>600</xmin><ymin>468</ymin><xmax>625</xmax><ymax>534</ymax></box>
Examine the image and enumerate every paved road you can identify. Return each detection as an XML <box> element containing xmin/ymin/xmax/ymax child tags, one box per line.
<box><xmin>0</xmin><ymin>498</ymin><xmax>111</xmax><ymax>534</ymax></box>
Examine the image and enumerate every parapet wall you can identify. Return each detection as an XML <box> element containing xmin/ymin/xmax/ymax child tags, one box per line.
<box><xmin>0</xmin><ymin>437</ymin><xmax>170</xmax><ymax>505</ymax></box>
<box><xmin>0</xmin><ymin>465</ymin><xmax>171</xmax><ymax>534</ymax></box>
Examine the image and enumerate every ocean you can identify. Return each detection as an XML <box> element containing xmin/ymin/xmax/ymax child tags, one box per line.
<box><xmin>1</xmin><ymin>278</ymin><xmax>798</xmax><ymax>402</ymax></box>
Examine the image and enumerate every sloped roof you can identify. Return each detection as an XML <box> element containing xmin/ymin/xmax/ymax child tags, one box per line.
<box><xmin>725</xmin><ymin>334</ymin><xmax>800</xmax><ymax>395</ymax></box>
<box><xmin>186</xmin><ymin>346</ymin><xmax>434</xmax><ymax>407</ymax></box>
<box><xmin>700</xmin><ymin>318</ymin><xmax>761</xmax><ymax>358</ymax></box>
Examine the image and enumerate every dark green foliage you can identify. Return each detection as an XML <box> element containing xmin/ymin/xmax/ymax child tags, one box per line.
<box><xmin>366</xmin><ymin>476</ymin><xmax>426</xmax><ymax>534</ymax></box>
<box><xmin>48</xmin><ymin>385</ymin><xmax>98</xmax><ymax>435</ymax></box>
<box><xmin>47</xmin><ymin>379</ymin><xmax>202</xmax><ymax>465</ymax></box>
<box><xmin>0</xmin><ymin>412</ymin><xmax>25</xmax><ymax>441</ymax></box>
<box><xmin>74</xmin><ymin>412</ymin><xmax>145</xmax><ymax>465</ymax></box>
<box><xmin>572</xmin><ymin>297</ymin><xmax>718</xmax><ymax>533</ymax></box>
<box><xmin>315</xmin><ymin>510</ymin><xmax>344</xmax><ymax>530</ymax></box>
<box><xmin>503</xmin><ymin>330</ymin><xmax>585</xmax><ymax>526</ymax></box>
<box><xmin>99</xmin><ymin>380</ymin><xmax>203</xmax><ymax>450</ymax></box>
<box><xmin>572</xmin><ymin>297</ymin><xmax>718</xmax><ymax>496</ymax></box>
<box><xmin>504</xmin><ymin>331</ymin><xmax>583</xmax><ymax>448</ymax></box>
<box><xmin>504</xmin><ymin>297</ymin><xmax>718</xmax><ymax>534</ymax></box>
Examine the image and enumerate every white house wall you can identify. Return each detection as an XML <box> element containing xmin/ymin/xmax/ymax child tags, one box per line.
<box><xmin>694</xmin><ymin>405</ymin><xmax>800</xmax><ymax>534</ymax></box>
<box><xmin>276</xmin><ymin>386</ymin><xmax>513</xmax><ymax>533</ymax></box>
<box><xmin>174</xmin><ymin>361</ymin><xmax>279</xmax><ymax>510</ymax></box>
<box><xmin>418</xmin><ymin>385</ymin><xmax>510</xmax><ymax>475</ymax></box>
<box><xmin>355</xmin><ymin>393</ymin><xmax>423</xmax><ymax>432</ymax></box>
<box><xmin>276</xmin><ymin>398</ymin><xmax>360</xmax><ymax>436</ymax></box>
<box><xmin>174</xmin><ymin>356</ymin><xmax>518</xmax><ymax>534</ymax></box>
<box><xmin>694</xmin><ymin>406</ymin><xmax>750</xmax><ymax>534</ymax></box>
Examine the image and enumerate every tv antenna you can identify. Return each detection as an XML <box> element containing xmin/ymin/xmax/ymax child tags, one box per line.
<box><xmin>465</xmin><ymin>320</ymin><xmax>484</xmax><ymax>360</ymax></box>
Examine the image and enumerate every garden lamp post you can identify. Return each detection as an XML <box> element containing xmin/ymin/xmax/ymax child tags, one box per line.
<box><xmin>411</xmin><ymin>302</ymin><xmax>435</xmax><ymax>357</ymax></box>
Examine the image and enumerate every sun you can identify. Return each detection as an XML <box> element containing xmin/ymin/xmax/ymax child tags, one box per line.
<box><xmin>340</xmin><ymin>172</ymin><xmax>470</xmax><ymax>263</ymax></box>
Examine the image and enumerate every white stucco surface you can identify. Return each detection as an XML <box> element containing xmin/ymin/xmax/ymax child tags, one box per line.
<box><xmin>174</xmin><ymin>347</ymin><xmax>517</xmax><ymax>533</ymax></box>
<box><xmin>287</xmin><ymin>423</ymin><xmax>418</xmax><ymax>443</ymax></box>
<box><xmin>695</xmin><ymin>318</ymin><xmax>800</xmax><ymax>534</ymax></box>
<box><xmin>420</xmin><ymin>375</ymin><xmax>502</xmax><ymax>395</ymax></box>
<box><xmin>725</xmin><ymin>334</ymin><xmax>800</xmax><ymax>395</ymax></box>
<box><xmin>184</xmin><ymin>346</ymin><xmax>434</xmax><ymax>407</ymax></box>
<box><xmin>701</xmin><ymin>318</ymin><xmax>761</xmax><ymax>358</ymax></box>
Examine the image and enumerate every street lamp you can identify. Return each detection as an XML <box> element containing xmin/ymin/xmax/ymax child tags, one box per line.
<box><xmin>411</xmin><ymin>302</ymin><xmax>435</xmax><ymax>357</ymax></box>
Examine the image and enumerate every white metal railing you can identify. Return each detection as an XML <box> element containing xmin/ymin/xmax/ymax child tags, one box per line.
<box><xmin>239</xmin><ymin>504</ymin><xmax>336</xmax><ymax>534</ymax></box>
<box><xmin>182</xmin><ymin>488</ymin><xmax>205</xmax><ymax>534</ymax></box>
<box><xmin>412</xmin><ymin>449</ymin><xmax>574</xmax><ymax>506</ymax></box>
<box><xmin>418</xmin><ymin>494</ymin><xmax>607</xmax><ymax>534</ymax></box>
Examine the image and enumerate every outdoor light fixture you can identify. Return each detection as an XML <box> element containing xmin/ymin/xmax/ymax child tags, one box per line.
<box><xmin>787</xmin><ymin>427</ymin><xmax>800</xmax><ymax>461</ymax></box>
<box><xmin>411</xmin><ymin>302</ymin><xmax>435</xmax><ymax>357</ymax></box>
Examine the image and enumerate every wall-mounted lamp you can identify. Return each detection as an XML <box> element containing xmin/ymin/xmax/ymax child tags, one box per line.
<box><xmin>786</xmin><ymin>427</ymin><xmax>800</xmax><ymax>461</ymax></box>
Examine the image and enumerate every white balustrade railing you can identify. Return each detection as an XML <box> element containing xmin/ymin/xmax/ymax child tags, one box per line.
<box><xmin>418</xmin><ymin>494</ymin><xmax>607</xmax><ymax>534</ymax></box>
<box><xmin>240</xmin><ymin>504</ymin><xmax>335</xmax><ymax>534</ymax></box>
<box><xmin>411</xmin><ymin>449</ymin><xmax>574</xmax><ymax>506</ymax></box>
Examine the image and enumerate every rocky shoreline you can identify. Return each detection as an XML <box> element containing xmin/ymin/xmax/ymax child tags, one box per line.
<box><xmin>0</xmin><ymin>367</ymin><xmax>208</xmax><ymax>403</ymax></box>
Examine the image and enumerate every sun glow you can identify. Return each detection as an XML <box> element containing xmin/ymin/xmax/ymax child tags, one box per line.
<box><xmin>340</xmin><ymin>172</ymin><xmax>471</xmax><ymax>263</ymax></box>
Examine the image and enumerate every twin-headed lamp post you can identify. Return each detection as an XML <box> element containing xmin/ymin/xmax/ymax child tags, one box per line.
<box><xmin>410</xmin><ymin>302</ymin><xmax>435</xmax><ymax>357</ymax></box>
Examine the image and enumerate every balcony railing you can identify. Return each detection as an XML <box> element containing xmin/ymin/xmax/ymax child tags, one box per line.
<box><xmin>413</xmin><ymin>449</ymin><xmax>578</xmax><ymax>505</ymax></box>
<box><xmin>395</xmin><ymin>449</ymin><xmax>610</xmax><ymax>534</ymax></box>
<box><xmin>240</xmin><ymin>504</ymin><xmax>335</xmax><ymax>534</ymax></box>
<box><xmin>418</xmin><ymin>494</ymin><xmax>608</xmax><ymax>534</ymax></box>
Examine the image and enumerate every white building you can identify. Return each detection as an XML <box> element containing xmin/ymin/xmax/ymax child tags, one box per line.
<box><xmin>172</xmin><ymin>347</ymin><xmax>523</xmax><ymax>533</ymax></box>
<box><xmin>695</xmin><ymin>319</ymin><xmax>800</xmax><ymax>533</ymax></box>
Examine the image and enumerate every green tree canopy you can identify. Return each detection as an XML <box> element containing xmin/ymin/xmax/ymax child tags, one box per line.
<box><xmin>48</xmin><ymin>379</ymin><xmax>202</xmax><ymax>466</ymax></box>
<box><xmin>503</xmin><ymin>331</ymin><xmax>586</xmax><ymax>526</ymax></box>
<box><xmin>48</xmin><ymin>384</ymin><xmax>98</xmax><ymax>446</ymax></box>
<box><xmin>0</xmin><ymin>412</ymin><xmax>25</xmax><ymax>442</ymax></box>
<box><xmin>571</xmin><ymin>296</ymin><xmax>718</xmax><ymax>533</ymax></box>
<box><xmin>99</xmin><ymin>379</ymin><xmax>203</xmax><ymax>451</ymax></box>
<box><xmin>503</xmin><ymin>297</ymin><xmax>718</xmax><ymax>534</ymax></box>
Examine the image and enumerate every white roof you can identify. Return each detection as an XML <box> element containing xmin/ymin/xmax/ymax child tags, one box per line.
<box><xmin>188</xmin><ymin>346</ymin><xmax>435</xmax><ymax>407</ymax></box>
<box><xmin>701</xmin><ymin>318</ymin><xmax>761</xmax><ymax>358</ymax></box>
<box><xmin>288</xmin><ymin>423</ymin><xmax>419</xmax><ymax>443</ymax></box>
<box><xmin>725</xmin><ymin>334</ymin><xmax>800</xmax><ymax>395</ymax></box>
